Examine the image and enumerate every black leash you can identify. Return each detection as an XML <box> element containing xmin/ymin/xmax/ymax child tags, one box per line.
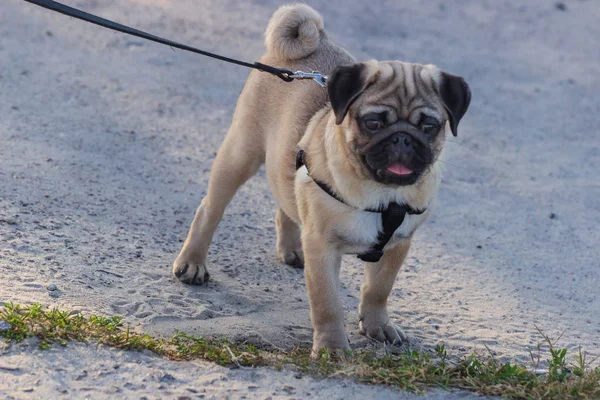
<box><xmin>25</xmin><ymin>0</ymin><xmax>418</xmax><ymax>263</ymax></box>
<box><xmin>23</xmin><ymin>0</ymin><xmax>322</xmax><ymax>83</ymax></box>
<box><xmin>296</xmin><ymin>150</ymin><xmax>425</xmax><ymax>262</ymax></box>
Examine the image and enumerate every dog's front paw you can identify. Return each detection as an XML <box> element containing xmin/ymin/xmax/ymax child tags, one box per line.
<box><xmin>172</xmin><ymin>256</ymin><xmax>210</xmax><ymax>285</ymax></box>
<box><xmin>359</xmin><ymin>312</ymin><xmax>408</xmax><ymax>345</ymax></box>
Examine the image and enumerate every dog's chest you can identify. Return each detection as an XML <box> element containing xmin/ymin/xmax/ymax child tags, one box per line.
<box><xmin>336</xmin><ymin>208</ymin><xmax>426</xmax><ymax>254</ymax></box>
<box><xmin>295</xmin><ymin>166</ymin><xmax>429</xmax><ymax>254</ymax></box>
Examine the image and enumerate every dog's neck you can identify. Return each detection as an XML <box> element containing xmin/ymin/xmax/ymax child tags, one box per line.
<box><xmin>300</xmin><ymin>109</ymin><xmax>442</xmax><ymax>212</ymax></box>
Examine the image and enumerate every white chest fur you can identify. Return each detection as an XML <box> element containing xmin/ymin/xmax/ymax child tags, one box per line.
<box><xmin>295</xmin><ymin>166</ymin><xmax>431</xmax><ymax>255</ymax></box>
<box><xmin>335</xmin><ymin>206</ymin><xmax>428</xmax><ymax>254</ymax></box>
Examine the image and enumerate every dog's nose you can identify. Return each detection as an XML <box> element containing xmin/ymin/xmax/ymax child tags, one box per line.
<box><xmin>391</xmin><ymin>133</ymin><xmax>413</xmax><ymax>148</ymax></box>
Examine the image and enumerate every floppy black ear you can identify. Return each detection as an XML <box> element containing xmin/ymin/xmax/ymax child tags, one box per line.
<box><xmin>439</xmin><ymin>72</ymin><xmax>471</xmax><ymax>136</ymax></box>
<box><xmin>327</xmin><ymin>63</ymin><xmax>369</xmax><ymax>125</ymax></box>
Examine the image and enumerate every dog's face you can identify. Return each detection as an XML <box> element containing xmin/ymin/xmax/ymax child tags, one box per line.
<box><xmin>327</xmin><ymin>61</ymin><xmax>471</xmax><ymax>186</ymax></box>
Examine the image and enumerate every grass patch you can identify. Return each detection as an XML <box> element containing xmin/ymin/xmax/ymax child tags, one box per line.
<box><xmin>1</xmin><ymin>303</ymin><xmax>598</xmax><ymax>399</ymax></box>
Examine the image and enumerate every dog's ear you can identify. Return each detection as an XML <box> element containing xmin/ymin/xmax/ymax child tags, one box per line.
<box><xmin>439</xmin><ymin>72</ymin><xmax>471</xmax><ymax>136</ymax></box>
<box><xmin>327</xmin><ymin>63</ymin><xmax>370</xmax><ymax>125</ymax></box>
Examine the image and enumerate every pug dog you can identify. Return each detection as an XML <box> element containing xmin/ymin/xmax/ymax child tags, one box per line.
<box><xmin>172</xmin><ymin>4</ymin><xmax>470</xmax><ymax>354</ymax></box>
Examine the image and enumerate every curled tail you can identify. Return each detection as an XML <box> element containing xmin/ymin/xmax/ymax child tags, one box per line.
<box><xmin>264</xmin><ymin>4</ymin><xmax>325</xmax><ymax>61</ymax></box>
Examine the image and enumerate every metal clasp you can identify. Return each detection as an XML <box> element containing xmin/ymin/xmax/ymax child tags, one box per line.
<box><xmin>288</xmin><ymin>71</ymin><xmax>328</xmax><ymax>87</ymax></box>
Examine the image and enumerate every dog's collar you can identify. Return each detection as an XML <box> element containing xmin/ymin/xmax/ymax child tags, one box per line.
<box><xmin>296</xmin><ymin>149</ymin><xmax>425</xmax><ymax>262</ymax></box>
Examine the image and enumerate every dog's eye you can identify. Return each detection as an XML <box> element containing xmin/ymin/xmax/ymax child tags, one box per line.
<box><xmin>421</xmin><ymin>123</ymin><xmax>438</xmax><ymax>134</ymax></box>
<box><xmin>420</xmin><ymin>116</ymin><xmax>440</xmax><ymax>134</ymax></box>
<box><xmin>364</xmin><ymin>119</ymin><xmax>384</xmax><ymax>131</ymax></box>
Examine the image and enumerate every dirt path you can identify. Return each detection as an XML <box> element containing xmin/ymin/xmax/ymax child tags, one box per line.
<box><xmin>1</xmin><ymin>0</ymin><xmax>599</xmax><ymax>398</ymax></box>
<box><xmin>3</xmin><ymin>339</ymin><xmax>488</xmax><ymax>399</ymax></box>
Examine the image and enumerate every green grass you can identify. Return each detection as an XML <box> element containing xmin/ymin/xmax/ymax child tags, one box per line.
<box><xmin>1</xmin><ymin>303</ymin><xmax>598</xmax><ymax>399</ymax></box>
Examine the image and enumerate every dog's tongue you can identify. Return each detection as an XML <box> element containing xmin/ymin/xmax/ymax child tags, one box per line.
<box><xmin>387</xmin><ymin>162</ymin><xmax>413</xmax><ymax>175</ymax></box>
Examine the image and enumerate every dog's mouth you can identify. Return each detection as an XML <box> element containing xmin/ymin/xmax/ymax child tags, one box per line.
<box><xmin>359</xmin><ymin>155</ymin><xmax>424</xmax><ymax>186</ymax></box>
<box><xmin>362</xmin><ymin>150</ymin><xmax>429</xmax><ymax>186</ymax></box>
<box><xmin>373</xmin><ymin>161</ymin><xmax>422</xmax><ymax>186</ymax></box>
<box><xmin>386</xmin><ymin>161</ymin><xmax>414</xmax><ymax>176</ymax></box>
<box><xmin>357</xmin><ymin>124</ymin><xmax>433</xmax><ymax>186</ymax></box>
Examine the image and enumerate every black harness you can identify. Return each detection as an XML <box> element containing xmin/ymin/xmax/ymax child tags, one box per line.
<box><xmin>296</xmin><ymin>150</ymin><xmax>425</xmax><ymax>263</ymax></box>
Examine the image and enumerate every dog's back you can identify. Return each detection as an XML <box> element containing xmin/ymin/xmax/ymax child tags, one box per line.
<box><xmin>172</xmin><ymin>4</ymin><xmax>350</xmax><ymax>283</ymax></box>
<box><xmin>233</xmin><ymin>4</ymin><xmax>354</xmax><ymax>219</ymax></box>
<box><xmin>248</xmin><ymin>3</ymin><xmax>354</xmax><ymax>132</ymax></box>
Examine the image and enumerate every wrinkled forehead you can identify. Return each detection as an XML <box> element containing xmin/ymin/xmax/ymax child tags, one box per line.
<box><xmin>355</xmin><ymin>61</ymin><xmax>444</xmax><ymax>121</ymax></box>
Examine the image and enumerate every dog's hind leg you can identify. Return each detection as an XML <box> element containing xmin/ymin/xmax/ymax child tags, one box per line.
<box><xmin>276</xmin><ymin>208</ymin><xmax>304</xmax><ymax>268</ymax></box>
<box><xmin>172</xmin><ymin>122</ymin><xmax>264</xmax><ymax>285</ymax></box>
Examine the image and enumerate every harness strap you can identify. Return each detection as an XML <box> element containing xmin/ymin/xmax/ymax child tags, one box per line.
<box><xmin>296</xmin><ymin>150</ymin><xmax>425</xmax><ymax>262</ymax></box>
<box><xmin>296</xmin><ymin>150</ymin><xmax>369</xmax><ymax>210</ymax></box>
<box><xmin>358</xmin><ymin>203</ymin><xmax>410</xmax><ymax>262</ymax></box>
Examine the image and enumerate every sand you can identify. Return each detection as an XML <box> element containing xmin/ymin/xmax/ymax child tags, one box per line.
<box><xmin>2</xmin><ymin>338</ymin><xmax>491</xmax><ymax>399</ymax></box>
<box><xmin>1</xmin><ymin>0</ymin><xmax>599</xmax><ymax>398</ymax></box>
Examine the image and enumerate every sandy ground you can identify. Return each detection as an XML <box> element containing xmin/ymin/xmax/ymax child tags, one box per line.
<box><xmin>1</xmin><ymin>0</ymin><xmax>599</xmax><ymax>398</ymax></box>
<box><xmin>2</xmin><ymin>339</ymin><xmax>489</xmax><ymax>400</ymax></box>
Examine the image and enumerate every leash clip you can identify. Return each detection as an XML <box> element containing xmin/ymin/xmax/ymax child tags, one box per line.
<box><xmin>288</xmin><ymin>71</ymin><xmax>328</xmax><ymax>87</ymax></box>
